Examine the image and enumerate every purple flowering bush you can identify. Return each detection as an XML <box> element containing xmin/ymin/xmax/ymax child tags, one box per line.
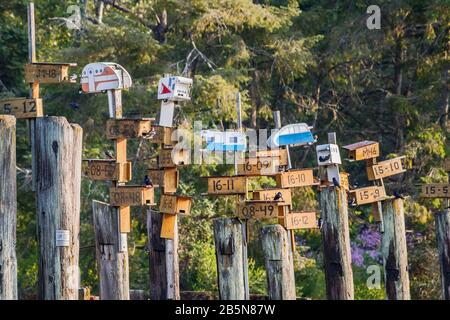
<box><xmin>351</xmin><ymin>227</ymin><xmax>382</xmax><ymax>267</ymax></box>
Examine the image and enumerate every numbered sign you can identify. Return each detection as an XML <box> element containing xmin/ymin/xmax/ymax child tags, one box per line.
<box><xmin>106</xmin><ymin>118</ymin><xmax>153</xmax><ymax>139</ymax></box>
<box><xmin>0</xmin><ymin>98</ymin><xmax>43</xmax><ymax>119</ymax></box>
<box><xmin>151</xmin><ymin>125</ymin><xmax>175</xmax><ymax>145</ymax></box>
<box><xmin>285</xmin><ymin>212</ymin><xmax>318</xmax><ymax>230</ymax></box>
<box><xmin>349</xmin><ymin>185</ymin><xmax>386</xmax><ymax>205</ymax></box>
<box><xmin>25</xmin><ymin>62</ymin><xmax>76</xmax><ymax>84</ymax></box>
<box><xmin>207</xmin><ymin>176</ymin><xmax>247</xmax><ymax>195</ymax></box>
<box><xmin>159</xmin><ymin>148</ymin><xmax>189</xmax><ymax>168</ymax></box>
<box><xmin>160</xmin><ymin>194</ymin><xmax>192</xmax><ymax>215</ymax></box>
<box><xmin>343</xmin><ymin>141</ymin><xmax>379</xmax><ymax>161</ymax></box>
<box><xmin>110</xmin><ymin>186</ymin><xmax>154</xmax><ymax>206</ymax></box>
<box><xmin>421</xmin><ymin>184</ymin><xmax>450</xmax><ymax>198</ymax></box>
<box><xmin>236</xmin><ymin>201</ymin><xmax>280</xmax><ymax>220</ymax></box>
<box><xmin>148</xmin><ymin>168</ymin><xmax>178</xmax><ymax>193</ymax></box>
<box><xmin>252</xmin><ymin>188</ymin><xmax>292</xmax><ymax>206</ymax></box>
<box><xmin>276</xmin><ymin>169</ymin><xmax>317</xmax><ymax>188</ymax></box>
<box><xmin>367</xmin><ymin>156</ymin><xmax>406</xmax><ymax>180</ymax></box>
<box><xmin>251</xmin><ymin>148</ymin><xmax>289</xmax><ymax>166</ymax></box>
<box><xmin>237</xmin><ymin>157</ymin><xmax>281</xmax><ymax>176</ymax></box>
<box><xmin>83</xmin><ymin>160</ymin><xmax>131</xmax><ymax>182</ymax></box>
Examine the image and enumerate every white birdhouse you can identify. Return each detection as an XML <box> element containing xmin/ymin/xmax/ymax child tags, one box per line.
<box><xmin>80</xmin><ymin>62</ymin><xmax>132</xmax><ymax>93</ymax></box>
<box><xmin>316</xmin><ymin>143</ymin><xmax>341</xmax><ymax>166</ymax></box>
<box><xmin>157</xmin><ymin>76</ymin><xmax>192</xmax><ymax>101</ymax></box>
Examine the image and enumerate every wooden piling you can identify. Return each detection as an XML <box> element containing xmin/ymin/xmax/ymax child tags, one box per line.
<box><xmin>0</xmin><ymin>116</ymin><xmax>17</xmax><ymax>300</ymax></box>
<box><xmin>381</xmin><ymin>198</ymin><xmax>410</xmax><ymax>300</ymax></box>
<box><xmin>34</xmin><ymin>116</ymin><xmax>82</xmax><ymax>300</ymax></box>
<box><xmin>213</xmin><ymin>217</ymin><xmax>248</xmax><ymax>300</ymax></box>
<box><xmin>319</xmin><ymin>186</ymin><xmax>354</xmax><ymax>300</ymax></box>
<box><xmin>147</xmin><ymin>210</ymin><xmax>179</xmax><ymax>299</ymax></box>
<box><xmin>261</xmin><ymin>225</ymin><xmax>296</xmax><ymax>300</ymax></box>
<box><xmin>435</xmin><ymin>209</ymin><xmax>450</xmax><ymax>299</ymax></box>
<box><xmin>92</xmin><ymin>200</ymin><xmax>130</xmax><ymax>300</ymax></box>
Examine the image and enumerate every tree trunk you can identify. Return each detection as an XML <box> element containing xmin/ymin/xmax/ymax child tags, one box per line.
<box><xmin>381</xmin><ymin>198</ymin><xmax>410</xmax><ymax>300</ymax></box>
<box><xmin>319</xmin><ymin>186</ymin><xmax>354</xmax><ymax>300</ymax></box>
<box><xmin>92</xmin><ymin>200</ymin><xmax>130</xmax><ymax>300</ymax></box>
<box><xmin>34</xmin><ymin>117</ymin><xmax>82</xmax><ymax>300</ymax></box>
<box><xmin>213</xmin><ymin>217</ymin><xmax>248</xmax><ymax>300</ymax></box>
<box><xmin>0</xmin><ymin>116</ymin><xmax>17</xmax><ymax>300</ymax></box>
<box><xmin>435</xmin><ymin>209</ymin><xmax>450</xmax><ymax>300</ymax></box>
<box><xmin>261</xmin><ymin>225</ymin><xmax>296</xmax><ymax>300</ymax></box>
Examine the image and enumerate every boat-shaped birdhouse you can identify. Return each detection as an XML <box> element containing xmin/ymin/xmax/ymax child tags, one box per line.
<box><xmin>80</xmin><ymin>62</ymin><xmax>132</xmax><ymax>93</ymax></box>
<box><xmin>267</xmin><ymin>123</ymin><xmax>316</xmax><ymax>148</ymax></box>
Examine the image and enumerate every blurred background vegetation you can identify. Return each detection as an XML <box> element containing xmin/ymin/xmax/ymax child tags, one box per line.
<box><xmin>0</xmin><ymin>0</ymin><xmax>448</xmax><ymax>299</ymax></box>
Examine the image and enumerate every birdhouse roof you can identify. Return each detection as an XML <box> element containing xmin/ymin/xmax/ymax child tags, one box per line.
<box><xmin>343</xmin><ymin>140</ymin><xmax>377</xmax><ymax>151</ymax></box>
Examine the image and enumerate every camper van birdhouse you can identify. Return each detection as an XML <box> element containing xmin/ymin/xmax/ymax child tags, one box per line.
<box><xmin>80</xmin><ymin>62</ymin><xmax>132</xmax><ymax>93</ymax></box>
<box><xmin>201</xmin><ymin>130</ymin><xmax>247</xmax><ymax>152</ymax></box>
<box><xmin>157</xmin><ymin>76</ymin><xmax>193</xmax><ymax>101</ymax></box>
<box><xmin>267</xmin><ymin>123</ymin><xmax>316</xmax><ymax>148</ymax></box>
<box><xmin>316</xmin><ymin>144</ymin><xmax>341</xmax><ymax>166</ymax></box>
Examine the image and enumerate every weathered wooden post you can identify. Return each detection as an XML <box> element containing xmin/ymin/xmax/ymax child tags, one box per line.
<box><xmin>213</xmin><ymin>218</ymin><xmax>247</xmax><ymax>300</ymax></box>
<box><xmin>319</xmin><ymin>133</ymin><xmax>354</xmax><ymax>300</ymax></box>
<box><xmin>34</xmin><ymin>116</ymin><xmax>82</xmax><ymax>300</ymax></box>
<box><xmin>433</xmin><ymin>159</ymin><xmax>450</xmax><ymax>299</ymax></box>
<box><xmin>381</xmin><ymin>198</ymin><xmax>410</xmax><ymax>300</ymax></box>
<box><xmin>147</xmin><ymin>209</ymin><xmax>180</xmax><ymax>300</ymax></box>
<box><xmin>261</xmin><ymin>225</ymin><xmax>296</xmax><ymax>300</ymax></box>
<box><xmin>93</xmin><ymin>200</ymin><xmax>130</xmax><ymax>300</ymax></box>
<box><xmin>435</xmin><ymin>209</ymin><xmax>450</xmax><ymax>299</ymax></box>
<box><xmin>0</xmin><ymin>115</ymin><xmax>17</xmax><ymax>300</ymax></box>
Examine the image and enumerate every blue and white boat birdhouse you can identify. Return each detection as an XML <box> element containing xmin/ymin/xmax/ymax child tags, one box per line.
<box><xmin>267</xmin><ymin>123</ymin><xmax>316</xmax><ymax>148</ymax></box>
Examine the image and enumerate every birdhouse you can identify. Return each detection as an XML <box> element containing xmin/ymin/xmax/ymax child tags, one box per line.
<box><xmin>106</xmin><ymin>118</ymin><xmax>153</xmax><ymax>139</ymax></box>
<box><xmin>267</xmin><ymin>123</ymin><xmax>316</xmax><ymax>148</ymax></box>
<box><xmin>159</xmin><ymin>194</ymin><xmax>192</xmax><ymax>215</ymax></box>
<box><xmin>343</xmin><ymin>140</ymin><xmax>379</xmax><ymax>161</ymax></box>
<box><xmin>316</xmin><ymin>143</ymin><xmax>341</xmax><ymax>166</ymax></box>
<box><xmin>25</xmin><ymin>62</ymin><xmax>77</xmax><ymax>84</ymax></box>
<box><xmin>80</xmin><ymin>62</ymin><xmax>132</xmax><ymax>93</ymax></box>
<box><xmin>109</xmin><ymin>186</ymin><xmax>154</xmax><ymax>206</ymax></box>
<box><xmin>157</xmin><ymin>76</ymin><xmax>193</xmax><ymax>101</ymax></box>
<box><xmin>159</xmin><ymin>147</ymin><xmax>190</xmax><ymax>167</ymax></box>
<box><xmin>148</xmin><ymin>168</ymin><xmax>179</xmax><ymax>193</ymax></box>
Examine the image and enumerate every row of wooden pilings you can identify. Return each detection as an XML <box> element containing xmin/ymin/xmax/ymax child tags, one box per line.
<box><xmin>1</xmin><ymin>115</ymin><xmax>450</xmax><ymax>299</ymax></box>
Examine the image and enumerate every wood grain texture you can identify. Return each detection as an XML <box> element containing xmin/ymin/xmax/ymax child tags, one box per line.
<box><xmin>213</xmin><ymin>218</ymin><xmax>247</xmax><ymax>300</ymax></box>
<box><xmin>261</xmin><ymin>225</ymin><xmax>296</xmax><ymax>300</ymax></box>
<box><xmin>0</xmin><ymin>116</ymin><xmax>17</xmax><ymax>300</ymax></box>
<box><xmin>319</xmin><ymin>186</ymin><xmax>354</xmax><ymax>300</ymax></box>
<box><xmin>92</xmin><ymin>200</ymin><xmax>130</xmax><ymax>300</ymax></box>
<box><xmin>381</xmin><ymin>198</ymin><xmax>410</xmax><ymax>300</ymax></box>
<box><xmin>34</xmin><ymin>117</ymin><xmax>82</xmax><ymax>300</ymax></box>
<box><xmin>435</xmin><ymin>209</ymin><xmax>450</xmax><ymax>300</ymax></box>
<box><xmin>147</xmin><ymin>210</ymin><xmax>180</xmax><ymax>299</ymax></box>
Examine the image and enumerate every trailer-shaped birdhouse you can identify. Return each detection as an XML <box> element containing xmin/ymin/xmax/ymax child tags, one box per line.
<box><xmin>159</xmin><ymin>194</ymin><xmax>192</xmax><ymax>215</ymax></box>
<box><xmin>80</xmin><ymin>62</ymin><xmax>132</xmax><ymax>93</ymax></box>
<box><xmin>316</xmin><ymin>143</ymin><xmax>341</xmax><ymax>166</ymax></box>
<box><xmin>200</xmin><ymin>130</ymin><xmax>246</xmax><ymax>152</ymax></box>
<box><xmin>267</xmin><ymin>123</ymin><xmax>316</xmax><ymax>148</ymax></box>
<box><xmin>343</xmin><ymin>140</ymin><xmax>380</xmax><ymax>161</ymax></box>
<box><xmin>25</xmin><ymin>62</ymin><xmax>77</xmax><ymax>84</ymax></box>
<box><xmin>157</xmin><ymin>76</ymin><xmax>193</xmax><ymax>101</ymax></box>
